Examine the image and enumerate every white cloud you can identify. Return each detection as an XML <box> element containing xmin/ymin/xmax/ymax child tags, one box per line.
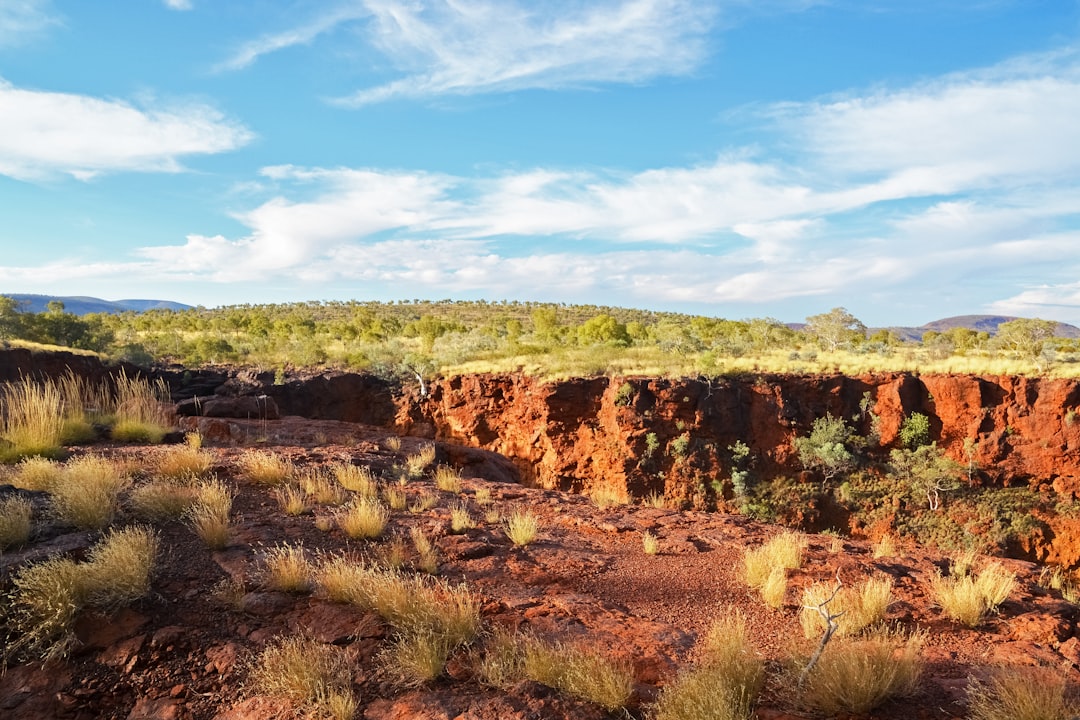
<box><xmin>0</xmin><ymin>0</ymin><xmax>58</xmax><ymax>47</ymax></box>
<box><xmin>338</xmin><ymin>0</ymin><xmax>715</xmax><ymax>105</ymax></box>
<box><xmin>216</xmin><ymin>5</ymin><xmax>370</xmax><ymax>72</ymax></box>
<box><xmin>0</xmin><ymin>79</ymin><xmax>254</xmax><ymax>181</ymax></box>
<box><xmin>782</xmin><ymin>49</ymin><xmax>1080</xmax><ymax>190</ymax></box>
<box><xmin>163</xmin><ymin>0</ymin><xmax>193</xmax><ymax>10</ymax></box>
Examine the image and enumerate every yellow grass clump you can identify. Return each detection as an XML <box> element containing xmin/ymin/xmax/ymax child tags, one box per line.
<box><xmin>966</xmin><ymin>667</ymin><xmax>1079</xmax><ymax>720</ymax></box>
<box><xmin>0</xmin><ymin>495</ymin><xmax>33</xmax><ymax>550</ymax></box>
<box><xmin>50</xmin><ymin>454</ymin><xmax>131</xmax><ymax>530</ymax></box>
<box><xmin>335</xmin><ymin>497</ymin><xmax>390</xmax><ymax>539</ymax></box>
<box><xmin>503</xmin><ymin>507</ymin><xmax>540</xmax><ymax>547</ymax></box>
<box><xmin>932</xmin><ymin>560</ymin><xmax>1017</xmax><ymax>627</ymax></box>
<box><xmin>249</xmin><ymin>635</ymin><xmax>357</xmax><ymax>720</ymax></box>
<box><xmin>238</xmin><ymin>450</ymin><xmax>294</xmax><ymax>486</ymax></box>
<box><xmin>187</xmin><ymin>478</ymin><xmax>233</xmax><ymax>550</ymax></box>
<box><xmin>800</xmin><ymin>576</ymin><xmax>893</xmax><ymax>638</ymax></box>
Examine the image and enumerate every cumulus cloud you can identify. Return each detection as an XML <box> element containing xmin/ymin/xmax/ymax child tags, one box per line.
<box><xmin>0</xmin><ymin>79</ymin><xmax>254</xmax><ymax>181</ymax></box>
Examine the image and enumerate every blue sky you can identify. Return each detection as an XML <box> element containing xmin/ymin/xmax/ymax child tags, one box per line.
<box><xmin>2</xmin><ymin>1</ymin><xmax>1080</xmax><ymax>327</ymax></box>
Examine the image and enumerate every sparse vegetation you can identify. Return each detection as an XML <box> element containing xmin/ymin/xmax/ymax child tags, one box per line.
<box><xmin>330</xmin><ymin>462</ymin><xmax>378</xmax><ymax>497</ymax></box>
<box><xmin>449</xmin><ymin>500</ymin><xmax>476</xmax><ymax>534</ymax></box>
<box><xmin>274</xmin><ymin>484</ymin><xmax>308</xmax><ymax>516</ymax></box>
<box><xmin>409</xmin><ymin>489</ymin><xmax>439</xmax><ymax>514</ymax></box>
<box><xmin>50</xmin><ymin>454</ymin><xmax>131</xmax><ymax>529</ymax></box>
<box><xmin>260</xmin><ymin>543</ymin><xmax>313</xmax><ymax>594</ymax></box>
<box><xmin>0</xmin><ymin>377</ymin><xmax>66</xmax><ymax>462</ymax></box>
<box><xmin>433</xmin><ymin>464</ymin><xmax>463</xmax><ymax>493</ymax></box>
<box><xmin>406</xmin><ymin>445</ymin><xmax>436</xmax><ymax>478</ymax></box>
<box><xmin>932</xmin><ymin>560</ymin><xmax>1017</xmax><ymax>627</ymax></box>
<box><xmin>0</xmin><ymin>495</ymin><xmax>33</xmax><ymax>550</ymax></box>
<box><xmin>4</xmin><ymin>526</ymin><xmax>158</xmax><ymax>661</ymax></box>
<box><xmin>503</xmin><ymin>507</ymin><xmax>540</xmax><ymax>547</ymax></box>
<box><xmin>966</xmin><ymin>667</ymin><xmax>1079</xmax><ymax>720</ymax></box>
<box><xmin>128</xmin><ymin>479</ymin><xmax>197</xmax><ymax>521</ymax></box>
<box><xmin>411</xmin><ymin>526</ymin><xmax>439</xmax><ymax>574</ymax></box>
<box><xmin>643</xmin><ymin>530</ymin><xmax>660</xmax><ymax>555</ymax></box>
<box><xmin>238</xmin><ymin>450</ymin><xmax>294</xmax><ymax>486</ymax></box>
<box><xmin>795</xmin><ymin>630</ymin><xmax>923</xmax><ymax>715</ymax></box>
<box><xmin>336</xmin><ymin>497</ymin><xmax>390</xmax><ymax>539</ymax></box>
<box><xmin>653</xmin><ymin>613</ymin><xmax>764</xmax><ymax>720</ymax></box>
<box><xmin>187</xmin><ymin>478</ymin><xmax>233</xmax><ymax>550</ymax></box>
<box><xmin>744</xmin><ymin>531</ymin><xmax>806</xmax><ymax>589</ymax></box>
<box><xmin>156</xmin><ymin>433</ymin><xmax>213</xmax><ymax>479</ymax></box>
<box><xmin>800</xmin><ymin>576</ymin><xmax>893</xmax><ymax>637</ymax></box>
<box><xmin>591</xmin><ymin>484</ymin><xmax>629</xmax><ymax>508</ymax></box>
<box><xmin>249</xmin><ymin>635</ymin><xmax>356</xmax><ymax>719</ymax></box>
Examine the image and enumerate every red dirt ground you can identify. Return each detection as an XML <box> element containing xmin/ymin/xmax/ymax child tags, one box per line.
<box><xmin>2</xmin><ymin>416</ymin><xmax>1077</xmax><ymax>719</ymax></box>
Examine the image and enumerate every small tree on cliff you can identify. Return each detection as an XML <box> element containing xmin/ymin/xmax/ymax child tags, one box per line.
<box><xmin>795</xmin><ymin>414</ymin><xmax>857</xmax><ymax>487</ymax></box>
<box><xmin>889</xmin><ymin>443</ymin><xmax>962</xmax><ymax>511</ymax></box>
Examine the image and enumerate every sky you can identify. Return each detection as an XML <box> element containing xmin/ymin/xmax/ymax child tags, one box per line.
<box><xmin>2</xmin><ymin>1</ymin><xmax>1080</xmax><ymax>327</ymax></box>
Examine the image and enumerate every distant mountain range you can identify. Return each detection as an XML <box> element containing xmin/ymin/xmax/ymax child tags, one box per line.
<box><xmin>885</xmin><ymin>315</ymin><xmax>1080</xmax><ymax>341</ymax></box>
<box><xmin>4</xmin><ymin>294</ymin><xmax>192</xmax><ymax>315</ymax></box>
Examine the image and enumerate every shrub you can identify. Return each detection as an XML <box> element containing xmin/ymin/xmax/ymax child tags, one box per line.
<box><xmin>238</xmin><ymin>450</ymin><xmax>293</xmax><ymax>486</ymax></box>
<box><xmin>967</xmin><ymin>667</ymin><xmax>1079</xmax><ymax>720</ymax></box>
<box><xmin>249</xmin><ymin>635</ymin><xmax>356</xmax><ymax>719</ymax></box>
<box><xmin>504</xmin><ymin>507</ymin><xmax>540</xmax><ymax>547</ymax></box>
<box><xmin>653</xmin><ymin>613</ymin><xmax>764</xmax><ymax>720</ymax></box>
<box><xmin>800</xmin><ymin>577</ymin><xmax>893</xmax><ymax>637</ymax></box>
<box><xmin>797</xmin><ymin>630</ymin><xmax>923</xmax><ymax>715</ymax></box>
<box><xmin>433</xmin><ymin>465</ymin><xmax>462</xmax><ymax>493</ymax></box>
<box><xmin>50</xmin><ymin>455</ymin><xmax>131</xmax><ymax>529</ymax></box>
<box><xmin>932</xmin><ymin>561</ymin><xmax>1016</xmax><ymax>627</ymax></box>
<box><xmin>81</xmin><ymin>525</ymin><xmax>159</xmax><ymax>608</ymax></box>
<box><xmin>261</xmin><ymin>544</ymin><xmax>313</xmax><ymax>594</ymax></box>
<box><xmin>336</xmin><ymin>497</ymin><xmax>390</xmax><ymax>539</ymax></box>
<box><xmin>187</xmin><ymin>478</ymin><xmax>233</xmax><ymax>550</ymax></box>
<box><xmin>0</xmin><ymin>495</ymin><xmax>33</xmax><ymax>550</ymax></box>
<box><xmin>899</xmin><ymin>412</ymin><xmax>932</xmax><ymax>448</ymax></box>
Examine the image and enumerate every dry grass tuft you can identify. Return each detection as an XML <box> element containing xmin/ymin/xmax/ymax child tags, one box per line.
<box><xmin>238</xmin><ymin>450</ymin><xmax>294</xmax><ymax>486</ymax></box>
<box><xmin>380</xmin><ymin>628</ymin><xmax>458</xmax><ymax>687</ymax></box>
<box><xmin>433</xmin><ymin>465</ymin><xmax>463</xmax><ymax>493</ymax></box>
<box><xmin>50</xmin><ymin>455</ymin><xmax>131</xmax><ymax>529</ymax></box>
<box><xmin>744</xmin><ymin>531</ymin><xmax>805</xmax><ymax>608</ymax></box>
<box><xmin>449</xmin><ymin>501</ymin><xmax>476</xmax><ymax>534</ymax></box>
<box><xmin>110</xmin><ymin>372</ymin><xmax>172</xmax><ymax>444</ymax></box>
<box><xmin>336</xmin><ymin>497</ymin><xmax>390</xmax><ymax>539</ymax></box>
<box><xmin>410</xmin><ymin>526</ymin><xmax>439</xmax><ymax>574</ymax></box>
<box><xmin>0</xmin><ymin>378</ymin><xmax>66</xmax><ymax>462</ymax></box>
<box><xmin>187</xmin><ymin>478</ymin><xmax>233</xmax><ymax>550</ymax></box>
<box><xmin>932</xmin><ymin>561</ymin><xmax>1017</xmax><ymax>627</ymax></box>
<box><xmin>409</xmin><ymin>489</ymin><xmax>439</xmax><ymax>514</ymax></box>
<box><xmin>800</xmin><ymin>576</ymin><xmax>893</xmax><ymax>638</ymax></box>
<box><xmin>590</xmin><ymin>485</ymin><xmax>629</xmax><ymax>509</ymax></box>
<box><xmin>0</xmin><ymin>495</ymin><xmax>33</xmax><ymax>550</ymax></box>
<box><xmin>383</xmin><ymin>436</ymin><xmax>402</xmax><ymax>452</ymax></box>
<box><xmin>260</xmin><ymin>544</ymin><xmax>313</xmax><ymax>594</ymax></box>
<box><xmin>872</xmin><ymin>533</ymin><xmax>898</xmax><ymax>558</ymax></box>
<box><xmin>643</xmin><ymin>530</ymin><xmax>661</xmax><ymax>555</ymax></box>
<box><xmin>128</xmin><ymin>480</ymin><xmax>197</xmax><ymax>521</ymax></box>
<box><xmin>156</xmin><ymin>435</ymin><xmax>213</xmax><ymax>479</ymax></box>
<box><xmin>477</xmin><ymin>627</ymin><xmax>634</xmax><ymax>710</ymax></box>
<box><xmin>473</xmin><ymin>486</ymin><xmax>493</xmax><ymax>505</ymax></box>
<box><xmin>503</xmin><ymin>507</ymin><xmax>540</xmax><ymax>547</ymax></box>
<box><xmin>796</xmin><ymin>630</ymin><xmax>923</xmax><ymax>715</ymax></box>
<box><xmin>330</xmin><ymin>462</ymin><xmax>378</xmax><ymax>497</ymax></box>
<box><xmin>5</xmin><ymin>525</ymin><xmax>158</xmax><ymax>661</ymax></box>
<box><xmin>406</xmin><ymin>445</ymin><xmax>436</xmax><ymax>478</ymax></box>
<box><xmin>11</xmin><ymin>456</ymin><xmax>63</xmax><ymax>490</ymax></box>
<box><xmin>249</xmin><ymin>635</ymin><xmax>356</xmax><ymax>719</ymax></box>
<box><xmin>273</xmin><ymin>483</ymin><xmax>308</xmax><ymax>516</ymax></box>
<box><xmin>966</xmin><ymin>666</ymin><xmax>1079</xmax><ymax>720</ymax></box>
<box><xmin>383</xmin><ymin>485</ymin><xmax>407</xmax><ymax>510</ymax></box>
<box><xmin>300</xmin><ymin>468</ymin><xmax>348</xmax><ymax>506</ymax></box>
<box><xmin>653</xmin><ymin>612</ymin><xmax>764</xmax><ymax>720</ymax></box>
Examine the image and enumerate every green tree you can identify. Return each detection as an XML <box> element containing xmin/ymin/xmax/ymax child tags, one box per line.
<box><xmin>899</xmin><ymin>412</ymin><xmax>932</xmax><ymax>448</ymax></box>
<box><xmin>577</xmin><ymin>314</ymin><xmax>631</xmax><ymax>346</ymax></box>
<box><xmin>803</xmin><ymin>308</ymin><xmax>866</xmax><ymax>351</ymax></box>
<box><xmin>889</xmin><ymin>443</ymin><xmax>962</xmax><ymax>510</ymax></box>
<box><xmin>794</xmin><ymin>414</ymin><xmax>857</xmax><ymax>486</ymax></box>
<box><xmin>995</xmin><ymin>318</ymin><xmax>1058</xmax><ymax>361</ymax></box>
<box><xmin>0</xmin><ymin>295</ymin><xmax>24</xmax><ymax>340</ymax></box>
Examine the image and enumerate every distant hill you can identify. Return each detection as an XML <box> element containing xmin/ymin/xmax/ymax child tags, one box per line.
<box><xmin>3</xmin><ymin>294</ymin><xmax>192</xmax><ymax>316</ymax></box>
<box><xmin>887</xmin><ymin>315</ymin><xmax>1080</xmax><ymax>342</ymax></box>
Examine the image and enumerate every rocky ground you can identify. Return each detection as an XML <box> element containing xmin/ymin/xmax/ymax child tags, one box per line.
<box><xmin>2</xmin><ymin>416</ymin><xmax>1078</xmax><ymax>719</ymax></box>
